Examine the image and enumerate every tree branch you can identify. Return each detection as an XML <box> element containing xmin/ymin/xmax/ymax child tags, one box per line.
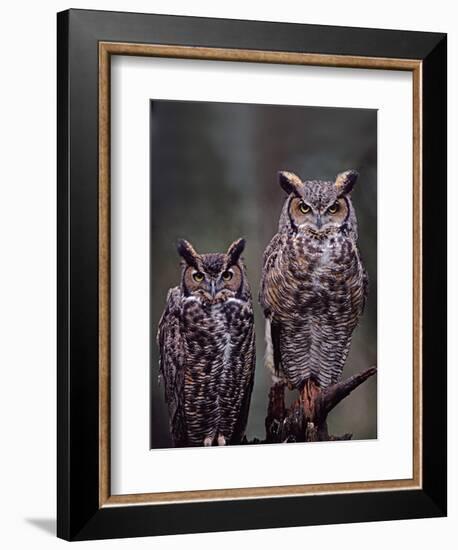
<box><xmin>264</xmin><ymin>366</ymin><xmax>377</xmax><ymax>443</ymax></box>
<box><xmin>321</xmin><ymin>366</ymin><xmax>377</xmax><ymax>415</ymax></box>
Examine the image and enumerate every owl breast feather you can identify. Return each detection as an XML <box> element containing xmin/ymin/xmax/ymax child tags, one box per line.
<box><xmin>181</xmin><ymin>297</ymin><xmax>255</xmax><ymax>445</ymax></box>
<box><xmin>263</xmin><ymin>232</ymin><xmax>367</xmax><ymax>389</ymax></box>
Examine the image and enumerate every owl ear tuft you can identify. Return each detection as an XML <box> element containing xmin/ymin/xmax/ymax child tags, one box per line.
<box><xmin>335</xmin><ymin>169</ymin><xmax>359</xmax><ymax>195</ymax></box>
<box><xmin>278</xmin><ymin>171</ymin><xmax>303</xmax><ymax>196</ymax></box>
<box><xmin>226</xmin><ymin>238</ymin><xmax>246</xmax><ymax>266</ymax></box>
<box><xmin>177</xmin><ymin>239</ymin><xmax>199</xmax><ymax>268</ymax></box>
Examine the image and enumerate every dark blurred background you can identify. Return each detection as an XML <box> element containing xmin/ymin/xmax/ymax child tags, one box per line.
<box><xmin>150</xmin><ymin>100</ymin><xmax>377</xmax><ymax>448</ymax></box>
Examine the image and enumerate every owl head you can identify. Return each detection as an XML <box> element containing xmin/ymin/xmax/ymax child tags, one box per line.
<box><xmin>277</xmin><ymin>169</ymin><xmax>359</xmax><ymax>237</ymax></box>
<box><xmin>177</xmin><ymin>238</ymin><xmax>249</xmax><ymax>304</ymax></box>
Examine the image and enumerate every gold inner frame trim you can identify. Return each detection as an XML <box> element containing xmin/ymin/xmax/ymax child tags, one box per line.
<box><xmin>98</xmin><ymin>41</ymin><xmax>423</xmax><ymax>507</ymax></box>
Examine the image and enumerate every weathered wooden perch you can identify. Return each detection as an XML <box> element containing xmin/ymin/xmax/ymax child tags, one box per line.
<box><xmin>265</xmin><ymin>366</ymin><xmax>377</xmax><ymax>443</ymax></box>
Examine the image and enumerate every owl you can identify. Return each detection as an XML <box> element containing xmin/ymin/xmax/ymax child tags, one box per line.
<box><xmin>157</xmin><ymin>238</ymin><xmax>256</xmax><ymax>447</ymax></box>
<box><xmin>260</xmin><ymin>170</ymin><xmax>368</xmax><ymax>392</ymax></box>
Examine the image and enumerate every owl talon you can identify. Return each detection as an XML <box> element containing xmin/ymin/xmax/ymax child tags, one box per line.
<box><xmin>217</xmin><ymin>435</ymin><xmax>226</xmax><ymax>446</ymax></box>
<box><xmin>203</xmin><ymin>436</ymin><xmax>214</xmax><ymax>447</ymax></box>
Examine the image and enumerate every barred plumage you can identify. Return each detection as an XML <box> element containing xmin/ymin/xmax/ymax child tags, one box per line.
<box><xmin>260</xmin><ymin>170</ymin><xmax>368</xmax><ymax>390</ymax></box>
<box><xmin>158</xmin><ymin>238</ymin><xmax>255</xmax><ymax>447</ymax></box>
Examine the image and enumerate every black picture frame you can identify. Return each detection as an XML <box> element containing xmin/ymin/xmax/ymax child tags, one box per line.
<box><xmin>57</xmin><ymin>8</ymin><xmax>447</xmax><ymax>541</ymax></box>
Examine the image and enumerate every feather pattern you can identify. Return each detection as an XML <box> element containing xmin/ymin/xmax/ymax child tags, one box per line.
<box><xmin>158</xmin><ymin>241</ymin><xmax>256</xmax><ymax>446</ymax></box>
<box><xmin>260</xmin><ymin>171</ymin><xmax>368</xmax><ymax>389</ymax></box>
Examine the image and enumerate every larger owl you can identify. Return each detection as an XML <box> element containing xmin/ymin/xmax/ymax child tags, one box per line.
<box><xmin>157</xmin><ymin>238</ymin><xmax>255</xmax><ymax>447</ymax></box>
<box><xmin>260</xmin><ymin>170</ymin><xmax>368</xmax><ymax>391</ymax></box>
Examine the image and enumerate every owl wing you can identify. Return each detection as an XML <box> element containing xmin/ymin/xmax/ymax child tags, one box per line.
<box><xmin>230</xmin><ymin>305</ymin><xmax>256</xmax><ymax>444</ymax></box>
<box><xmin>259</xmin><ymin>233</ymin><xmax>284</xmax><ymax>378</ymax></box>
<box><xmin>269</xmin><ymin>318</ymin><xmax>282</xmax><ymax>377</ymax></box>
<box><xmin>259</xmin><ymin>232</ymin><xmax>283</xmax><ymax>315</ymax></box>
<box><xmin>157</xmin><ymin>287</ymin><xmax>187</xmax><ymax>446</ymax></box>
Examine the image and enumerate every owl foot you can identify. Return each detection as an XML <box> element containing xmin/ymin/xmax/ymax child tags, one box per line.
<box><xmin>300</xmin><ymin>379</ymin><xmax>321</xmax><ymax>422</ymax></box>
<box><xmin>203</xmin><ymin>436</ymin><xmax>214</xmax><ymax>447</ymax></box>
<box><xmin>203</xmin><ymin>434</ymin><xmax>227</xmax><ymax>446</ymax></box>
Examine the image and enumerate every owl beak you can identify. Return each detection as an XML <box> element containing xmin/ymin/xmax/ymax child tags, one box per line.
<box><xmin>210</xmin><ymin>280</ymin><xmax>217</xmax><ymax>298</ymax></box>
<box><xmin>316</xmin><ymin>214</ymin><xmax>323</xmax><ymax>229</ymax></box>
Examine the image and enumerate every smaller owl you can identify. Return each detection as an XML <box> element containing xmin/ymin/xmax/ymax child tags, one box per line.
<box><xmin>157</xmin><ymin>238</ymin><xmax>256</xmax><ymax>447</ymax></box>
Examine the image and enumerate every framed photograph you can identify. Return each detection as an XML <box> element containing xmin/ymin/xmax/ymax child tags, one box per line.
<box><xmin>57</xmin><ymin>9</ymin><xmax>447</xmax><ymax>541</ymax></box>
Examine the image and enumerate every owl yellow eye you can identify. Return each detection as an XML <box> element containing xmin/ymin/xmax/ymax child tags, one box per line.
<box><xmin>222</xmin><ymin>271</ymin><xmax>233</xmax><ymax>281</ymax></box>
<box><xmin>328</xmin><ymin>202</ymin><xmax>340</xmax><ymax>214</ymax></box>
<box><xmin>299</xmin><ymin>201</ymin><xmax>310</xmax><ymax>214</ymax></box>
<box><xmin>193</xmin><ymin>272</ymin><xmax>204</xmax><ymax>283</ymax></box>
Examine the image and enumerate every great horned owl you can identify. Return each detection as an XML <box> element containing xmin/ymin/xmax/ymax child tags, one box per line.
<box><xmin>260</xmin><ymin>170</ymin><xmax>368</xmax><ymax>391</ymax></box>
<box><xmin>157</xmin><ymin>238</ymin><xmax>256</xmax><ymax>447</ymax></box>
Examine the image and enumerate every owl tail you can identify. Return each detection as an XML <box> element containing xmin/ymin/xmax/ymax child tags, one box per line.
<box><xmin>264</xmin><ymin>318</ymin><xmax>283</xmax><ymax>384</ymax></box>
<box><xmin>264</xmin><ymin>319</ymin><xmax>274</xmax><ymax>373</ymax></box>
